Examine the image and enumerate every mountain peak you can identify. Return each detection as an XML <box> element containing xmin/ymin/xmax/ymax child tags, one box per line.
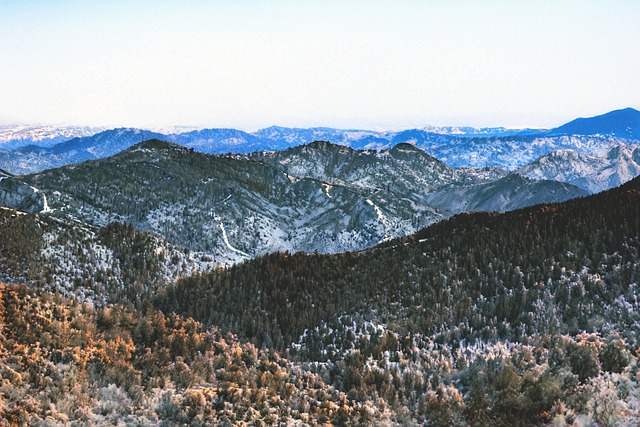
<box><xmin>307</xmin><ymin>140</ymin><xmax>342</xmax><ymax>150</ymax></box>
<box><xmin>390</xmin><ymin>142</ymin><xmax>421</xmax><ymax>153</ymax></box>
<box><xmin>617</xmin><ymin>107</ymin><xmax>640</xmax><ymax>114</ymax></box>
<box><xmin>549</xmin><ymin>107</ymin><xmax>640</xmax><ymax>139</ymax></box>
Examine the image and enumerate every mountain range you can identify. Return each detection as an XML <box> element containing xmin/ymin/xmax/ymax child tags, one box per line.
<box><xmin>1</xmin><ymin>107</ymin><xmax>639</xmax><ymax>174</ymax></box>
<box><xmin>3</xmin><ymin>139</ymin><xmax>584</xmax><ymax>266</ymax></box>
<box><xmin>0</xmin><ymin>124</ymin><xmax>105</xmax><ymax>150</ymax></box>
<box><xmin>0</xmin><ymin>108</ymin><xmax>638</xmax><ymax>268</ymax></box>
<box><xmin>517</xmin><ymin>144</ymin><xmax>640</xmax><ymax>193</ymax></box>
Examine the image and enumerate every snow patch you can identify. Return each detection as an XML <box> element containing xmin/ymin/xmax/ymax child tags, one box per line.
<box><xmin>220</xmin><ymin>223</ymin><xmax>249</xmax><ymax>258</ymax></box>
<box><xmin>366</xmin><ymin>198</ymin><xmax>394</xmax><ymax>242</ymax></box>
<box><xmin>322</xmin><ymin>184</ymin><xmax>333</xmax><ymax>199</ymax></box>
<box><xmin>40</xmin><ymin>192</ymin><xmax>52</xmax><ymax>213</ymax></box>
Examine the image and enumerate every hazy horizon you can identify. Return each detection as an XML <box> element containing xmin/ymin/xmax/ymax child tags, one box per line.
<box><xmin>1</xmin><ymin>1</ymin><xmax>639</xmax><ymax>130</ymax></box>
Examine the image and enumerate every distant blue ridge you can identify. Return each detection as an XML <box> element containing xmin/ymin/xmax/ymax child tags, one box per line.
<box><xmin>547</xmin><ymin>107</ymin><xmax>640</xmax><ymax>139</ymax></box>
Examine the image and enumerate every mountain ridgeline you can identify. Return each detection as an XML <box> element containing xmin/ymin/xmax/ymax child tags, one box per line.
<box><xmin>517</xmin><ymin>144</ymin><xmax>640</xmax><ymax>193</ymax></box>
<box><xmin>1</xmin><ymin>107</ymin><xmax>639</xmax><ymax>174</ymax></box>
<box><xmin>547</xmin><ymin>107</ymin><xmax>640</xmax><ymax>139</ymax></box>
<box><xmin>19</xmin><ymin>139</ymin><xmax>586</xmax><ymax>264</ymax></box>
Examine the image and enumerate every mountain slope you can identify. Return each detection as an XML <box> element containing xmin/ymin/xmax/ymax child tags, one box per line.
<box><xmin>255</xmin><ymin>141</ymin><xmax>507</xmax><ymax>195</ymax></box>
<box><xmin>0</xmin><ymin>171</ymin><xmax>48</xmax><ymax>213</ymax></box>
<box><xmin>23</xmin><ymin>140</ymin><xmax>442</xmax><ymax>261</ymax></box>
<box><xmin>0</xmin><ymin>207</ymin><xmax>214</xmax><ymax>305</ymax></box>
<box><xmin>20</xmin><ymin>140</ymin><xmax>587</xmax><ymax>262</ymax></box>
<box><xmin>153</xmin><ymin>173</ymin><xmax>640</xmax><ymax>425</ymax></box>
<box><xmin>424</xmin><ymin>173</ymin><xmax>588</xmax><ymax>213</ymax></box>
<box><xmin>0</xmin><ymin>284</ymin><xmax>380</xmax><ymax>425</ymax></box>
<box><xmin>158</xmin><ymin>174</ymin><xmax>640</xmax><ymax>349</ymax></box>
<box><xmin>548</xmin><ymin>107</ymin><xmax>640</xmax><ymax>138</ymax></box>
<box><xmin>0</xmin><ymin>128</ymin><xmax>165</xmax><ymax>174</ymax></box>
<box><xmin>518</xmin><ymin>144</ymin><xmax>640</xmax><ymax>193</ymax></box>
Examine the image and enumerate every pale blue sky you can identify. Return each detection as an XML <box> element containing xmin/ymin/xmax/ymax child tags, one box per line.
<box><xmin>1</xmin><ymin>0</ymin><xmax>639</xmax><ymax>130</ymax></box>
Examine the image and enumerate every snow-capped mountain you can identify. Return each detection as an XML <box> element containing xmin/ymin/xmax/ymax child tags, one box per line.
<box><xmin>416</xmin><ymin>134</ymin><xmax>623</xmax><ymax>169</ymax></box>
<box><xmin>421</xmin><ymin>125</ymin><xmax>545</xmax><ymax>136</ymax></box>
<box><xmin>167</xmin><ymin>128</ymin><xmax>270</xmax><ymax>153</ymax></box>
<box><xmin>166</xmin><ymin>128</ymin><xmax>632</xmax><ymax>170</ymax></box>
<box><xmin>19</xmin><ymin>140</ymin><xmax>586</xmax><ymax>264</ymax></box>
<box><xmin>48</xmin><ymin>127</ymin><xmax>166</xmax><ymax>158</ymax></box>
<box><xmin>255</xmin><ymin>141</ymin><xmax>508</xmax><ymax>196</ymax></box>
<box><xmin>252</xmin><ymin>126</ymin><xmax>390</xmax><ymax>149</ymax></box>
<box><xmin>517</xmin><ymin>144</ymin><xmax>640</xmax><ymax>193</ymax></box>
<box><xmin>0</xmin><ymin>125</ymin><xmax>105</xmax><ymax>150</ymax></box>
<box><xmin>256</xmin><ymin>129</ymin><xmax>628</xmax><ymax>169</ymax></box>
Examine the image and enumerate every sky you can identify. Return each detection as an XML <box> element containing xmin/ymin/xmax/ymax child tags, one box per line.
<box><xmin>1</xmin><ymin>0</ymin><xmax>639</xmax><ymax>130</ymax></box>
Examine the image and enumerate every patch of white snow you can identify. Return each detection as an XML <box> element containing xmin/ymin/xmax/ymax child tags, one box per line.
<box><xmin>220</xmin><ymin>223</ymin><xmax>250</xmax><ymax>258</ymax></box>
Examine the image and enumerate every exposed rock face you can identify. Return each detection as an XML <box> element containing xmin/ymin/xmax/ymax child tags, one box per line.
<box><xmin>0</xmin><ymin>174</ymin><xmax>45</xmax><ymax>213</ymax></box>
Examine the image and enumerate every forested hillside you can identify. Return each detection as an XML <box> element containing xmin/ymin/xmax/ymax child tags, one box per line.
<box><xmin>153</xmin><ymin>176</ymin><xmax>640</xmax><ymax>425</ymax></box>
<box><xmin>158</xmin><ymin>175</ymin><xmax>640</xmax><ymax>350</ymax></box>
<box><xmin>0</xmin><ymin>208</ymin><xmax>213</xmax><ymax>305</ymax></box>
<box><xmin>0</xmin><ymin>284</ymin><xmax>381</xmax><ymax>425</ymax></box>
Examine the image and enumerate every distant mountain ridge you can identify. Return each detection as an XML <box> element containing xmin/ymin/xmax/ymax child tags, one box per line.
<box><xmin>423</xmin><ymin>173</ymin><xmax>588</xmax><ymax>213</ymax></box>
<box><xmin>0</xmin><ymin>128</ymin><xmax>165</xmax><ymax>174</ymax></box>
<box><xmin>1</xmin><ymin>107</ymin><xmax>639</xmax><ymax>174</ymax></box>
<box><xmin>548</xmin><ymin>107</ymin><xmax>640</xmax><ymax>139</ymax></box>
<box><xmin>421</xmin><ymin>124</ymin><xmax>545</xmax><ymax>136</ymax></box>
<box><xmin>0</xmin><ymin>124</ymin><xmax>105</xmax><ymax>150</ymax></box>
